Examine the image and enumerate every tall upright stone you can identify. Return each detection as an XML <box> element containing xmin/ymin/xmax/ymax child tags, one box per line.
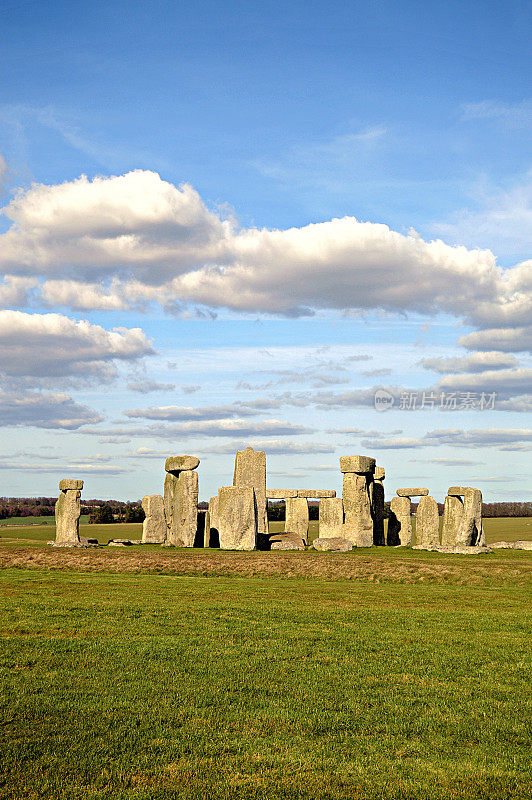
<box><xmin>457</xmin><ymin>488</ymin><xmax>484</xmax><ymax>546</ymax></box>
<box><xmin>388</xmin><ymin>496</ymin><xmax>412</xmax><ymax>546</ymax></box>
<box><xmin>341</xmin><ymin>455</ymin><xmax>375</xmax><ymax>547</ymax></box>
<box><xmin>441</xmin><ymin>494</ymin><xmax>464</xmax><ymax>547</ymax></box>
<box><xmin>141</xmin><ymin>494</ymin><xmax>166</xmax><ymax>544</ymax></box>
<box><xmin>371</xmin><ymin>466</ymin><xmax>386</xmax><ymax>546</ymax></box>
<box><xmin>217</xmin><ymin>485</ymin><xmax>257</xmax><ymax>550</ymax></box>
<box><xmin>54</xmin><ymin>479</ymin><xmax>83</xmax><ymax>546</ymax></box>
<box><xmin>319</xmin><ymin>497</ymin><xmax>344</xmax><ymax>538</ymax></box>
<box><xmin>415</xmin><ymin>495</ymin><xmax>440</xmax><ymax>547</ymax></box>
<box><xmin>285</xmin><ymin>497</ymin><xmax>309</xmax><ymax>542</ymax></box>
<box><xmin>233</xmin><ymin>447</ymin><xmax>267</xmax><ymax>535</ymax></box>
<box><xmin>163</xmin><ymin>455</ymin><xmax>199</xmax><ymax>547</ymax></box>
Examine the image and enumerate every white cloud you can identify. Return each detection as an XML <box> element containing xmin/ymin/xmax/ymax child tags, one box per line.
<box><xmin>458</xmin><ymin>325</ymin><xmax>532</xmax><ymax>353</ymax></box>
<box><xmin>436</xmin><ymin>368</ymin><xmax>532</xmax><ymax>397</ymax></box>
<box><xmin>0</xmin><ymin>310</ymin><xmax>154</xmax><ymax>379</ymax></box>
<box><xmin>124</xmin><ymin>403</ymin><xmax>260</xmax><ymax>421</ymax></box>
<box><xmin>461</xmin><ymin>100</ymin><xmax>532</xmax><ymax>129</ymax></box>
<box><xmin>421</xmin><ymin>351</ymin><xmax>519</xmax><ymax>374</ymax></box>
<box><xmin>126</xmin><ymin>380</ymin><xmax>175</xmax><ymax>394</ymax></box>
<box><xmin>0</xmin><ymin>389</ymin><xmax>102</xmax><ymax>429</ymax></box>
<box><xmin>1</xmin><ymin>169</ymin><xmax>528</xmax><ymax>330</ymax></box>
<box><xmin>202</xmin><ymin>440</ymin><xmax>334</xmax><ymax>455</ymax></box>
<box><xmin>85</xmin><ymin>418</ymin><xmax>312</xmax><ymax>439</ymax></box>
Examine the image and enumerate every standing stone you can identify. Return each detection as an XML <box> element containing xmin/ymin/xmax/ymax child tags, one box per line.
<box><xmin>388</xmin><ymin>496</ymin><xmax>412</xmax><ymax>546</ymax></box>
<box><xmin>54</xmin><ymin>479</ymin><xmax>83</xmax><ymax>546</ymax></box>
<box><xmin>203</xmin><ymin>509</ymin><xmax>211</xmax><ymax>547</ymax></box>
<box><xmin>441</xmin><ymin>494</ymin><xmax>464</xmax><ymax>547</ymax></box>
<box><xmin>285</xmin><ymin>497</ymin><xmax>309</xmax><ymax>542</ymax></box>
<box><xmin>217</xmin><ymin>486</ymin><xmax>257</xmax><ymax>550</ymax></box>
<box><xmin>343</xmin><ymin>473</ymin><xmax>373</xmax><ymax>546</ymax></box>
<box><xmin>319</xmin><ymin>497</ymin><xmax>344</xmax><ymax>538</ymax></box>
<box><xmin>371</xmin><ymin>466</ymin><xmax>386</xmax><ymax>546</ymax></box>
<box><xmin>163</xmin><ymin>470</ymin><xmax>199</xmax><ymax>546</ymax></box>
<box><xmin>141</xmin><ymin>494</ymin><xmax>166</xmax><ymax>544</ymax></box>
<box><xmin>415</xmin><ymin>495</ymin><xmax>440</xmax><ymax>547</ymax></box>
<box><xmin>457</xmin><ymin>488</ymin><xmax>484</xmax><ymax>546</ymax></box>
<box><xmin>233</xmin><ymin>447</ymin><xmax>267</xmax><ymax>535</ymax></box>
<box><xmin>208</xmin><ymin>495</ymin><xmax>219</xmax><ymax>531</ymax></box>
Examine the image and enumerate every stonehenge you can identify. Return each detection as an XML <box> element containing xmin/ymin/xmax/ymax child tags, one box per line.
<box><xmin>318</xmin><ymin>497</ymin><xmax>344</xmax><ymax>538</ymax></box>
<box><xmin>285</xmin><ymin>497</ymin><xmax>310</xmax><ymax>543</ymax></box>
<box><xmin>163</xmin><ymin>456</ymin><xmax>200</xmax><ymax>547</ymax></box>
<box><xmin>54</xmin><ymin>479</ymin><xmax>83</xmax><ymax>546</ymax></box>
<box><xmin>217</xmin><ymin>485</ymin><xmax>257</xmax><ymax>550</ymax></box>
<box><xmin>233</xmin><ymin>447</ymin><xmax>267</xmax><ymax>535</ymax></box>
<box><xmin>141</xmin><ymin>494</ymin><xmax>166</xmax><ymax>544</ymax></box>
<box><xmin>341</xmin><ymin>455</ymin><xmax>375</xmax><ymax>547</ymax></box>
<box><xmin>415</xmin><ymin>495</ymin><xmax>440</xmax><ymax>547</ymax></box>
<box><xmin>51</xmin><ymin>449</ymin><xmax>488</xmax><ymax>556</ymax></box>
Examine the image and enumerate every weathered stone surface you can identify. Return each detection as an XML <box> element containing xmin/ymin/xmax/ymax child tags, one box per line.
<box><xmin>108</xmin><ymin>540</ymin><xmax>131</xmax><ymax>547</ymax></box>
<box><xmin>217</xmin><ymin>485</ymin><xmax>257</xmax><ymax>550</ymax></box>
<box><xmin>318</xmin><ymin>497</ymin><xmax>344</xmax><ymax>538</ymax></box>
<box><xmin>165</xmin><ymin>455</ymin><xmax>200</xmax><ymax>473</ymax></box>
<box><xmin>457</xmin><ymin>488</ymin><xmax>483</xmax><ymax>546</ymax></box>
<box><xmin>340</xmin><ymin>455</ymin><xmax>376</xmax><ymax>474</ymax></box>
<box><xmin>203</xmin><ymin>509</ymin><xmax>211</xmax><ymax>547</ymax></box>
<box><xmin>233</xmin><ymin>447</ymin><xmax>267</xmax><ymax>535</ymax></box>
<box><xmin>285</xmin><ymin>497</ymin><xmax>309</xmax><ymax>542</ymax></box>
<box><xmin>489</xmin><ymin>541</ymin><xmax>515</xmax><ymax>549</ymax></box>
<box><xmin>342</xmin><ymin>473</ymin><xmax>373</xmax><ymax>546</ymax></box>
<box><xmin>412</xmin><ymin>544</ymin><xmax>491</xmax><ymax>555</ymax></box>
<box><xmin>396</xmin><ymin>488</ymin><xmax>429</xmax><ymax>497</ymax></box>
<box><xmin>271</xmin><ymin>540</ymin><xmax>305</xmax><ymax>551</ymax></box>
<box><xmin>313</xmin><ymin>537</ymin><xmax>353</xmax><ymax>552</ymax></box>
<box><xmin>54</xmin><ymin>481</ymin><xmax>82</xmax><ymax>545</ymax></box>
<box><xmin>447</xmin><ymin>486</ymin><xmax>468</xmax><ymax>497</ymax></box>
<box><xmin>296</xmin><ymin>489</ymin><xmax>336</xmax><ymax>498</ymax></box>
<box><xmin>374</xmin><ymin>466</ymin><xmax>385</xmax><ymax>481</ymax></box>
<box><xmin>266</xmin><ymin>489</ymin><xmax>298</xmax><ymax>499</ymax></box>
<box><xmin>58</xmin><ymin>479</ymin><xmax>84</xmax><ymax>491</ymax></box>
<box><xmin>164</xmin><ymin>470</ymin><xmax>198</xmax><ymax>546</ymax></box>
<box><xmin>208</xmin><ymin>496</ymin><xmax>219</xmax><ymax>531</ymax></box>
<box><xmin>513</xmin><ymin>540</ymin><xmax>532</xmax><ymax>550</ymax></box>
<box><xmin>370</xmin><ymin>480</ymin><xmax>386</xmax><ymax>546</ymax></box>
<box><xmin>415</xmin><ymin>495</ymin><xmax>440</xmax><ymax>547</ymax></box>
<box><xmin>441</xmin><ymin>494</ymin><xmax>464</xmax><ymax>547</ymax></box>
<box><xmin>388</xmin><ymin>496</ymin><xmax>412</xmax><ymax>546</ymax></box>
<box><xmin>141</xmin><ymin>494</ymin><xmax>166</xmax><ymax>544</ymax></box>
<box><xmin>270</xmin><ymin>532</ymin><xmax>306</xmax><ymax>549</ymax></box>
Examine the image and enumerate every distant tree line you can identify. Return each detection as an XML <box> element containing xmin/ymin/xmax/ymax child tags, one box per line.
<box><xmin>1</xmin><ymin>497</ymin><xmax>530</xmax><ymax>522</ymax></box>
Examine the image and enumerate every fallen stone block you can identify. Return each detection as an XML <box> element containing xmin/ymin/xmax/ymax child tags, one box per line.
<box><xmin>513</xmin><ymin>540</ymin><xmax>532</xmax><ymax>550</ymax></box>
<box><xmin>108</xmin><ymin>538</ymin><xmax>132</xmax><ymax>546</ymax></box>
<box><xmin>271</xmin><ymin>540</ymin><xmax>305</xmax><ymax>551</ymax></box>
<box><xmin>313</xmin><ymin>537</ymin><xmax>353</xmax><ymax>552</ymax></box>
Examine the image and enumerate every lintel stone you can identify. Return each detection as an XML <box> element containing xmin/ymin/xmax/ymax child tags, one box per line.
<box><xmin>296</xmin><ymin>489</ymin><xmax>336</xmax><ymax>498</ymax></box>
<box><xmin>447</xmin><ymin>486</ymin><xmax>468</xmax><ymax>497</ymax></box>
<box><xmin>266</xmin><ymin>489</ymin><xmax>298</xmax><ymax>499</ymax></box>
<box><xmin>374</xmin><ymin>467</ymin><xmax>385</xmax><ymax>481</ymax></box>
<box><xmin>340</xmin><ymin>455</ymin><xmax>376</xmax><ymax>474</ymax></box>
<box><xmin>165</xmin><ymin>455</ymin><xmax>200</xmax><ymax>473</ymax></box>
<box><xmin>396</xmin><ymin>487</ymin><xmax>429</xmax><ymax>497</ymax></box>
<box><xmin>59</xmin><ymin>479</ymin><xmax>84</xmax><ymax>491</ymax></box>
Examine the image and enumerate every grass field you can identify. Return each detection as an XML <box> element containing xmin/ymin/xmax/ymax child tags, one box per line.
<box><xmin>1</xmin><ymin>518</ymin><xmax>531</xmax><ymax>798</ymax></box>
<box><xmin>1</xmin><ymin>565</ymin><xmax>531</xmax><ymax>799</ymax></box>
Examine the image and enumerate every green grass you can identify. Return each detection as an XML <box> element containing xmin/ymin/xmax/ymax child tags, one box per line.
<box><xmin>0</xmin><ymin>566</ymin><xmax>531</xmax><ymax>799</ymax></box>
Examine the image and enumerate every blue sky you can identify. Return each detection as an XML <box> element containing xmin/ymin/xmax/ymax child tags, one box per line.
<box><xmin>0</xmin><ymin>0</ymin><xmax>530</xmax><ymax>501</ymax></box>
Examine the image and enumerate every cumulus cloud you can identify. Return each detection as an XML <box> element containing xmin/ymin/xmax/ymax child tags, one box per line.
<box><xmin>436</xmin><ymin>368</ymin><xmax>532</xmax><ymax>398</ymax></box>
<box><xmin>421</xmin><ymin>351</ymin><xmax>519</xmax><ymax>374</ymax></box>
<box><xmin>1</xmin><ymin>169</ymin><xmax>529</xmax><ymax>329</ymax></box>
<box><xmin>361</xmin><ymin>427</ymin><xmax>532</xmax><ymax>450</ymax></box>
<box><xmin>123</xmin><ymin>403</ymin><xmax>261</xmax><ymax>421</ymax></box>
<box><xmin>458</xmin><ymin>325</ymin><xmax>532</xmax><ymax>353</ymax></box>
<box><xmin>0</xmin><ymin>310</ymin><xmax>154</xmax><ymax>379</ymax></box>
<box><xmin>0</xmin><ymin>389</ymin><xmax>102</xmax><ymax>429</ymax></box>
